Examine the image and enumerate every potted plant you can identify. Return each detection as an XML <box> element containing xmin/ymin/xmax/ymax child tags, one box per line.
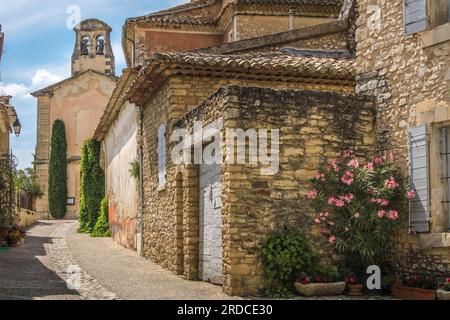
<box><xmin>392</xmin><ymin>274</ymin><xmax>436</xmax><ymax>300</ymax></box>
<box><xmin>436</xmin><ymin>277</ymin><xmax>450</xmax><ymax>300</ymax></box>
<box><xmin>295</xmin><ymin>266</ymin><xmax>346</xmax><ymax>297</ymax></box>
<box><xmin>346</xmin><ymin>275</ymin><xmax>364</xmax><ymax>296</ymax></box>
<box><xmin>7</xmin><ymin>224</ymin><xmax>26</xmax><ymax>247</ymax></box>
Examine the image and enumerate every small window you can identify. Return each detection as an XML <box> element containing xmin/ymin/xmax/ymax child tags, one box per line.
<box><xmin>439</xmin><ymin>126</ymin><xmax>450</xmax><ymax>230</ymax></box>
<box><xmin>81</xmin><ymin>36</ymin><xmax>90</xmax><ymax>55</ymax></box>
<box><xmin>157</xmin><ymin>124</ymin><xmax>167</xmax><ymax>188</ymax></box>
<box><xmin>429</xmin><ymin>0</ymin><xmax>450</xmax><ymax>29</ymax></box>
<box><xmin>228</xmin><ymin>30</ymin><xmax>234</xmax><ymax>43</ymax></box>
<box><xmin>96</xmin><ymin>35</ymin><xmax>105</xmax><ymax>55</ymax></box>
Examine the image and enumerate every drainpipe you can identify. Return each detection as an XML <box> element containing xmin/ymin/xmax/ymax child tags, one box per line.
<box><xmin>289</xmin><ymin>7</ymin><xmax>296</xmax><ymax>31</ymax></box>
<box><xmin>138</xmin><ymin>106</ymin><xmax>145</xmax><ymax>255</ymax></box>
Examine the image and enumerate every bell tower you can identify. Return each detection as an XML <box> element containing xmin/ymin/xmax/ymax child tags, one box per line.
<box><xmin>71</xmin><ymin>19</ymin><xmax>115</xmax><ymax>77</ymax></box>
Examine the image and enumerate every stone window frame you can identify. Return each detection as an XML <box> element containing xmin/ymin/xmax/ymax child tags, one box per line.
<box><xmin>421</xmin><ymin>0</ymin><xmax>450</xmax><ymax>48</ymax></box>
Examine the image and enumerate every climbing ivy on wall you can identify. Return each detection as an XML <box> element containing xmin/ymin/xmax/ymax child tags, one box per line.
<box><xmin>0</xmin><ymin>155</ymin><xmax>18</xmax><ymax>228</ymax></box>
<box><xmin>48</xmin><ymin>120</ymin><xmax>68</xmax><ymax>219</ymax></box>
<box><xmin>79</xmin><ymin>139</ymin><xmax>105</xmax><ymax>233</ymax></box>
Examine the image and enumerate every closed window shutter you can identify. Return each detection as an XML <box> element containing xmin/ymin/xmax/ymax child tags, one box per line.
<box><xmin>157</xmin><ymin>124</ymin><xmax>167</xmax><ymax>187</ymax></box>
<box><xmin>404</xmin><ymin>0</ymin><xmax>428</xmax><ymax>35</ymax></box>
<box><xmin>408</xmin><ymin>125</ymin><xmax>430</xmax><ymax>233</ymax></box>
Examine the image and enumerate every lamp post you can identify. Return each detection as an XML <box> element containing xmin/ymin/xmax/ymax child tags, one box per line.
<box><xmin>9</xmin><ymin>119</ymin><xmax>21</xmax><ymax>225</ymax></box>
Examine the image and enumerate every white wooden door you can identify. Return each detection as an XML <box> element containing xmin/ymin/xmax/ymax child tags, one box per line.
<box><xmin>199</xmin><ymin>162</ymin><xmax>223</xmax><ymax>284</ymax></box>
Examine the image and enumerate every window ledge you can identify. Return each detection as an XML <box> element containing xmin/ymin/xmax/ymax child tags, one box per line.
<box><xmin>419</xmin><ymin>233</ymin><xmax>450</xmax><ymax>249</ymax></box>
<box><xmin>421</xmin><ymin>23</ymin><xmax>450</xmax><ymax>48</ymax></box>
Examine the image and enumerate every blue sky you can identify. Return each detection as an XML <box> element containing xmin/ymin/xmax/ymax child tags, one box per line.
<box><xmin>0</xmin><ymin>0</ymin><xmax>186</xmax><ymax>168</ymax></box>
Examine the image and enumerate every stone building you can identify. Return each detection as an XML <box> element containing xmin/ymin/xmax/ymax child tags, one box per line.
<box><xmin>0</xmin><ymin>96</ymin><xmax>18</xmax><ymax>158</ymax></box>
<box><xmin>32</xmin><ymin>19</ymin><xmax>117</xmax><ymax>219</ymax></box>
<box><xmin>93</xmin><ymin>0</ymin><xmax>380</xmax><ymax>296</ymax></box>
<box><xmin>122</xmin><ymin>0</ymin><xmax>344</xmax><ymax>66</ymax></box>
<box><xmin>355</xmin><ymin>0</ymin><xmax>450</xmax><ymax>276</ymax></box>
<box><xmin>0</xmin><ymin>25</ymin><xmax>4</xmax><ymax>65</ymax></box>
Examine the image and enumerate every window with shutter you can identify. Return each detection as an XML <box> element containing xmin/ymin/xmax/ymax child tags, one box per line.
<box><xmin>404</xmin><ymin>0</ymin><xmax>428</xmax><ymax>35</ymax></box>
<box><xmin>439</xmin><ymin>127</ymin><xmax>450</xmax><ymax>231</ymax></box>
<box><xmin>157</xmin><ymin>124</ymin><xmax>167</xmax><ymax>188</ymax></box>
<box><xmin>408</xmin><ymin>125</ymin><xmax>431</xmax><ymax>233</ymax></box>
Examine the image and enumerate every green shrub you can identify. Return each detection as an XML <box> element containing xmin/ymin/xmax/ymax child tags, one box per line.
<box><xmin>79</xmin><ymin>139</ymin><xmax>104</xmax><ymax>233</ymax></box>
<box><xmin>129</xmin><ymin>159</ymin><xmax>140</xmax><ymax>179</ymax></box>
<box><xmin>91</xmin><ymin>197</ymin><xmax>111</xmax><ymax>238</ymax></box>
<box><xmin>261</xmin><ymin>228</ymin><xmax>318</xmax><ymax>296</ymax></box>
<box><xmin>48</xmin><ymin>120</ymin><xmax>67</xmax><ymax>219</ymax></box>
<box><xmin>14</xmin><ymin>167</ymin><xmax>43</xmax><ymax>197</ymax></box>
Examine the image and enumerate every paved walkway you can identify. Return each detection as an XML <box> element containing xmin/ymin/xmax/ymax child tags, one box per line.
<box><xmin>0</xmin><ymin>220</ymin><xmax>234</xmax><ymax>300</ymax></box>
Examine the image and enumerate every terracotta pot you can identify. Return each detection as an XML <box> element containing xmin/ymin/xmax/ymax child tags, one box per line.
<box><xmin>347</xmin><ymin>284</ymin><xmax>364</xmax><ymax>296</ymax></box>
<box><xmin>295</xmin><ymin>282</ymin><xmax>346</xmax><ymax>297</ymax></box>
<box><xmin>392</xmin><ymin>284</ymin><xmax>436</xmax><ymax>300</ymax></box>
<box><xmin>436</xmin><ymin>289</ymin><xmax>450</xmax><ymax>300</ymax></box>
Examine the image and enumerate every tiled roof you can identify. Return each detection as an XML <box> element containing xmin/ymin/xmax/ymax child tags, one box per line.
<box><xmin>127</xmin><ymin>50</ymin><xmax>355</xmax><ymax>105</ymax></box>
<box><xmin>148</xmin><ymin>51</ymin><xmax>354</xmax><ymax>78</ymax></box>
<box><xmin>127</xmin><ymin>0</ymin><xmax>343</xmax><ymax>26</ymax></box>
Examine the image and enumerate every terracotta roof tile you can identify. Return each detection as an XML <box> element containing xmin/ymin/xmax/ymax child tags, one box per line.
<box><xmin>127</xmin><ymin>50</ymin><xmax>355</xmax><ymax>105</ymax></box>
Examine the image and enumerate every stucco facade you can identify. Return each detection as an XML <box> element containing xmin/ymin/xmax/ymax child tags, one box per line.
<box><xmin>32</xmin><ymin>19</ymin><xmax>117</xmax><ymax>219</ymax></box>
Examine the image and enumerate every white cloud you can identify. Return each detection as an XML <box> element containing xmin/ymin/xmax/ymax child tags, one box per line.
<box><xmin>31</xmin><ymin>69</ymin><xmax>63</xmax><ymax>88</ymax></box>
<box><xmin>0</xmin><ymin>82</ymin><xmax>30</xmax><ymax>98</ymax></box>
<box><xmin>0</xmin><ymin>69</ymin><xmax>64</xmax><ymax>100</ymax></box>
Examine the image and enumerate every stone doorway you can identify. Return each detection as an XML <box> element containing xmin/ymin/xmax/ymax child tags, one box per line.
<box><xmin>199</xmin><ymin>162</ymin><xmax>223</xmax><ymax>285</ymax></box>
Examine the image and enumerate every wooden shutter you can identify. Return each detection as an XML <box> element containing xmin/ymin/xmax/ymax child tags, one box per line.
<box><xmin>157</xmin><ymin>124</ymin><xmax>166</xmax><ymax>187</ymax></box>
<box><xmin>408</xmin><ymin>125</ymin><xmax>430</xmax><ymax>233</ymax></box>
<box><xmin>404</xmin><ymin>0</ymin><xmax>428</xmax><ymax>35</ymax></box>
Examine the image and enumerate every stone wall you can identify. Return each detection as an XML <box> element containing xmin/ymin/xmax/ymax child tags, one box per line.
<box><xmin>174</xmin><ymin>86</ymin><xmax>376</xmax><ymax>296</ymax></box>
<box><xmin>141</xmin><ymin>74</ymin><xmax>351</xmax><ymax>271</ymax></box>
<box><xmin>140</xmin><ymin>73</ymin><xmax>374</xmax><ymax>295</ymax></box>
<box><xmin>355</xmin><ymin>0</ymin><xmax>450</xmax><ymax>277</ymax></box>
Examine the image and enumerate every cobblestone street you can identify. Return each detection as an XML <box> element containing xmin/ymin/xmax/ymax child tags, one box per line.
<box><xmin>0</xmin><ymin>220</ymin><xmax>397</xmax><ymax>301</ymax></box>
<box><xmin>0</xmin><ymin>221</ymin><xmax>233</xmax><ymax>300</ymax></box>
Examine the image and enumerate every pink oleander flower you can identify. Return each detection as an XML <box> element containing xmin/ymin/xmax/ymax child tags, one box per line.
<box><xmin>365</xmin><ymin>162</ymin><xmax>374</xmax><ymax>171</ymax></box>
<box><xmin>348</xmin><ymin>159</ymin><xmax>360</xmax><ymax>169</ymax></box>
<box><xmin>335</xmin><ymin>200</ymin><xmax>345</xmax><ymax>207</ymax></box>
<box><xmin>385</xmin><ymin>177</ymin><xmax>400</xmax><ymax>189</ymax></box>
<box><xmin>407</xmin><ymin>190</ymin><xmax>416</xmax><ymax>200</ymax></box>
<box><xmin>314</xmin><ymin>218</ymin><xmax>321</xmax><ymax>224</ymax></box>
<box><xmin>374</xmin><ymin>156</ymin><xmax>383</xmax><ymax>165</ymax></box>
<box><xmin>377</xmin><ymin>210</ymin><xmax>386</xmax><ymax>218</ymax></box>
<box><xmin>387</xmin><ymin>210</ymin><xmax>399</xmax><ymax>221</ymax></box>
<box><xmin>343</xmin><ymin>150</ymin><xmax>354</xmax><ymax>159</ymax></box>
<box><xmin>315</xmin><ymin>173</ymin><xmax>325</xmax><ymax>181</ymax></box>
<box><xmin>323</xmin><ymin>212</ymin><xmax>330</xmax><ymax>218</ymax></box>
<box><xmin>339</xmin><ymin>194</ymin><xmax>354</xmax><ymax>204</ymax></box>
<box><xmin>328</xmin><ymin>236</ymin><xmax>337</xmax><ymax>244</ymax></box>
<box><xmin>354</xmin><ymin>212</ymin><xmax>361</xmax><ymax>219</ymax></box>
<box><xmin>330</xmin><ymin>160</ymin><xmax>341</xmax><ymax>173</ymax></box>
<box><xmin>328</xmin><ymin>197</ymin><xmax>336</xmax><ymax>205</ymax></box>
<box><xmin>387</xmin><ymin>152</ymin><xmax>394</xmax><ymax>162</ymax></box>
<box><xmin>381</xmin><ymin>199</ymin><xmax>389</xmax><ymax>207</ymax></box>
<box><xmin>341</xmin><ymin>171</ymin><xmax>354</xmax><ymax>186</ymax></box>
<box><xmin>308</xmin><ymin>189</ymin><xmax>318</xmax><ymax>199</ymax></box>
<box><xmin>328</xmin><ymin>221</ymin><xmax>335</xmax><ymax>226</ymax></box>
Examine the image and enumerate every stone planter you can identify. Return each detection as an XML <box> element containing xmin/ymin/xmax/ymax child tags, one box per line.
<box><xmin>392</xmin><ymin>284</ymin><xmax>436</xmax><ymax>300</ymax></box>
<box><xmin>295</xmin><ymin>282</ymin><xmax>346</xmax><ymax>297</ymax></box>
<box><xmin>436</xmin><ymin>289</ymin><xmax>450</xmax><ymax>300</ymax></box>
<box><xmin>347</xmin><ymin>284</ymin><xmax>364</xmax><ymax>296</ymax></box>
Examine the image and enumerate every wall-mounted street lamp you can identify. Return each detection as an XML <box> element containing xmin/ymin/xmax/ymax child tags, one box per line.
<box><xmin>12</xmin><ymin>119</ymin><xmax>21</xmax><ymax>137</ymax></box>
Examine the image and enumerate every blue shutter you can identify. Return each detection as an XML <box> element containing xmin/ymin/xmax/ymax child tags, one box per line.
<box><xmin>404</xmin><ymin>0</ymin><xmax>427</xmax><ymax>35</ymax></box>
<box><xmin>408</xmin><ymin>125</ymin><xmax>430</xmax><ymax>233</ymax></box>
<box><xmin>157</xmin><ymin>124</ymin><xmax>166</xmax><ymax>187</ymax></box>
